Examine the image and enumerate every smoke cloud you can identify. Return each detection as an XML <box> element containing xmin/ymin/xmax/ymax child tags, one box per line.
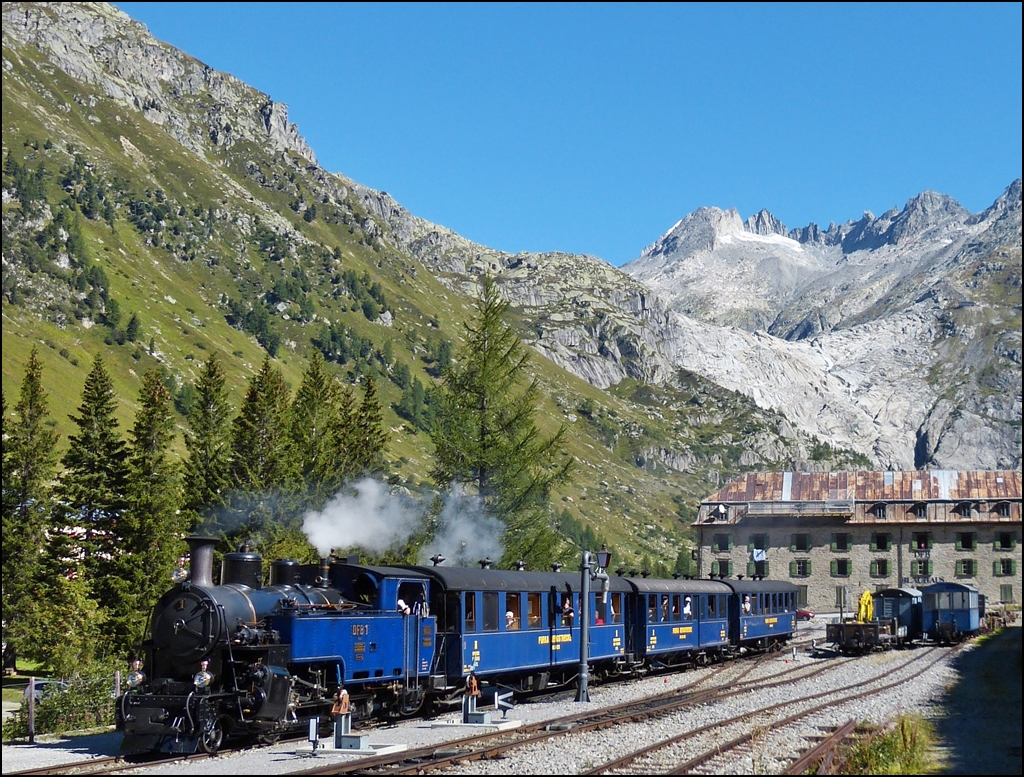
<box><xmin>301</xmin><ymin>479</ymin><xmax>504</xmax><ymax>566</ymax></box>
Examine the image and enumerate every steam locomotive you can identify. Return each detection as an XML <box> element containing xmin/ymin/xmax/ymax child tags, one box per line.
<box><xmin>116</xmin><ymin>536</ymin><xmax>798</xmax><ymax>754</ymax></box>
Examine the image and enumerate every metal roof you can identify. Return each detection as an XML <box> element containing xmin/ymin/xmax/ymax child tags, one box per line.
<box><xmin>400</xmin><ymin>565</ymin><xmax>634</xmax><ymax>593</ymax></box>
<box><xmin>623</xmin><ymin>578</ymin><xmax>733</xmax><ymax>595</ymax></box>
<box><xmin>703</xmin><ymin>470</ymin><xmax>1021</xmax><ymax>504</ymax></box>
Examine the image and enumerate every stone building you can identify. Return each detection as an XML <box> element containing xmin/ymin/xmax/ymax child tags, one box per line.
<box><xmin>694</xmin><ymin>470</ymin><xmax>1021</xmax><ymax>614</ymax></box>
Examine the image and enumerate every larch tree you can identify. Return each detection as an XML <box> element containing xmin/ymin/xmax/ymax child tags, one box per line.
<box><xmin>111</xmin><ymin>369</ymin><xmax>185</xmax><ymax>655</ymax></box>
<box><xmin>180</xmin><ymin>354</ymin><xmax>234</xmax><ymax>531</ymax></box>
<box><xmin>52</xmin><ymin>356</ymin><xmax>129</xmax><ymax>610</ymax></box>
<box><xmin>1</xmin><ymin>349</ymin><xmax>60</xmax><ymax>671</ymax></box>
<box><xmin>351</xmin><ymin>372</ymin><xmax>389</xmax><ymax>479</ymax></box>
<box><xmin>430</xmin><ymin>275</ymin><xmax>572</xmax><ymax>568</ymax></box>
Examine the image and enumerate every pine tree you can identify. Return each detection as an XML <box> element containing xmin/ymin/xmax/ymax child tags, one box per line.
<box><xmin>52</xmin><ymin>357</ymin><xmax>129</xmax><ymax>607</ymax></box>
<box><xmin>229</xmin><ymin>355</ymin><xmax>291</xmax><ymax>540</ymax></box>
<box><xmin>430</xmin><ymin>275</ymin><xmax>572</xmax><ymax>568</ymax></box>
<box><xmin>110</xmin><ymin>370</ymin><xmax>184</xmax><ymax>655</ymax></box>
<box><xmin>2</xmin><ymin>350</ymin><xmax>61</xmax><ymax>671</ymax></box>
<box><xmin>181</xmin><ymin>354</ymin><xmax>234</xmax><ymax>531</ymax></box>
<box><xmin>288</xmin><ymin>352</ymin><xmax>347</xmax><ymax>508</ymax></box>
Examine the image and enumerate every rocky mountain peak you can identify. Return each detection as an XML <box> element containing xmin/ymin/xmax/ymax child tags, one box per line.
<box><xmin>744</xmin><ymin>208</ymin><xmax>788</xmax><ymax>237</ymax></box>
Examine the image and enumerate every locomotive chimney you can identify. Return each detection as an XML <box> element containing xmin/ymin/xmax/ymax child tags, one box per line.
<box><xmin>514</xmin><ymin>559</ymin><xmax>526</xmax><ymax>571</ymax></box>
<box><xmin>186</xmin><ymin>536</ymin><xmax>218</xmax><ymax>588</ymax></box>
<box><xmin>478</xmin><ymin>558</ymin><xmax>492</xmax><ymax>569</ymax></box>
<box><xmin>318</xmin><ymin>558</ymin><xmax>331</xmax><ymax>588</ymax></box>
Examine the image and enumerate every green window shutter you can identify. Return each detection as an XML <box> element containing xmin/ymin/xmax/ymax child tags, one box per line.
<box><xmin>790</xmin><ymin>560</ymin><xmax>797</xmax><ymax>577</ymax></box>
<box><xmin>764</xmin><ymin>559</ymin><xmax>770</xmax><ymax>576</ymax></box>
<box><xmin>711</xmin><ymin>560</ymin><xmax>719</xmax><ymax>576</ymax></box>
<box><xmin>1013</xmin><ymin>536</ymin><xmax>1018</xmax><ymax>550</ymax></box>
<box><xmin>830</xmin><ymin>535</ymin><xmax>837</xmax><ymax>551</ymax></box>
<box><xmin>830</xmin><ymin>559</ymin><xmax>838</xmax><ymax>577</ymax></box>
<box><xmin>724</xmin><ymin>560</ymin><xmax>732</xmax><ymax>576</ymax></box>
<box><xmin>790</xmin><ymin>534</ymin><xmax>797</xmax><ymax>552</ymax></box>
<box><xmin>870</xmin><ymin>535</ymin><xmax>877</xmax><ymax>551</ymax></box>
<box><xmin>870</xmin><ymin>560</ymin><xmax>878</xmax><ymax>576</ymax></box>
<box><xmin>1013</xmin><ymin>560</ymin><xmax>1018</xmax><ymax>576</ymax></box>
<box><xmin>955</xmin><ymin>535</ymin><xmax>962</xmax><ymax>550</ymax></box>
<box><xmin>956</xmin><ymin>560</ymin><xmax>963</xmax><ymax>576</ymax></box>
<box><xmin>806</xmin><ymin>560</ymin><xmax>812</xmax><ymax>575</ymax></box>
<box><xmin>970</xmin><ymin>534</ymin><xmax>977</xmax><ymax>550</ymax></box>
<box><xmin>927</xmin><ymin>535</ymin><xmax>933</xmax><ymax>549</ymax></box>
<box><xmin>926</xmin><ymin>560</ymin><xmax>934</xmax><ymax>576</ymax></box>
<box><xmin>728</xmin><ymin>535</ymin><xmax>734</xmax><ymax>550</ymax></box>
<box><xmin>993</xmin><ymin>560</ymin><xmax>1001</xmax><ymax>576</ymax></box>
<box><xmin>747</xmin><ymin>561</ymin><xmax>755</xmax><ymax>577</ymax></box>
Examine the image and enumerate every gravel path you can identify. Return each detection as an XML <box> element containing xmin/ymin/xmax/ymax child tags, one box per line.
<box><xmin>3</xmin><ymin>621</ymin><xmax>1018</xmax><ymax>775</ymax></box>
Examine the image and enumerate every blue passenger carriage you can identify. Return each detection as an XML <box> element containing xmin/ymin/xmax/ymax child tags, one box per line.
<box><xmin>412</xmin><ymin>565</ymin><xmax>634</xmax><ymax>692</ymax></box>
<box><xmin>626</xmin><ymin>577</ymin><xmax>732</xmax><ymax>666</ymax></box>
<box><xmin>723</xmin><ymin>579</ymin><xmax>798</xmax><ymax>652</ymax></box>
<box><xmin>921</xmin><ymin>582</ymin><xmax>981</xmax><ymax>643</ymax></box>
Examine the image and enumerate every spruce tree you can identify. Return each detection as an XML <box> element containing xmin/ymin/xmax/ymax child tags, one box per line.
<box><xmin>288</xmin><ymin>351</ymin><xmax>346</xmax><ymax>508</ymax></box>
<box><xmin>181</xmin><ymin>354</ymin><xmax>234</xmax><ymax>531</ymax></box>
<box><xmin>1</xmin><ymin>349</ymin><xmax>60</xmax><ymax>671</ymax></box>
<box><xmin>111</xmin><ymin>370</ymin><xmax>184</xmax><ymax>655</ymax></box>
<box><xmin>352</xmin><ymin>372</ymin><xmax>389</xmax><ymax>478</ymax></box>
<box><xmin>229</xmin><ymin>355</ymin><xmax>291</xmax><ymax>540</ymax></box>
<box><xmin>52</xmin><ymin>357</ymin><xmax>128</xmax><ymax>606</ymax></box>
<box><xmin>430</xmin><ymin>275</ymin><xmax>572</xmax><ymax>568</ymax></box>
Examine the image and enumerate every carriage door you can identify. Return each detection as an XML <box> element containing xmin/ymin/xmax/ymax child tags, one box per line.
<box><xmin>398</xmin><ymin>582</ymin><xmax>428</xmax><ymax>680</ymax></box>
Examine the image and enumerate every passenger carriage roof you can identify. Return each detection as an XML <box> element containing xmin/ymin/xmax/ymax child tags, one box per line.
<box><xmin>623</xmin><ymin>578</ymin><xmax>733</xmax><ymax>595</ymax></box>
<box><xmin>400</xmin><ymin>565</ymin><xmax>633</xmax><ymax>593</ymax></box>
<box><xmin>719</xmin><ymin>579</ymin><xmax>798</xmax><ymax>594</ymax></box>
<box><xmin>920</xmin><ymin>581</ymin><xmax>980</xmax><ymax>593</ymax></box>
<box><xmin>331</xmin><ymin>563</ymin><xmax>431</xmax><ymax>580</ymax></box>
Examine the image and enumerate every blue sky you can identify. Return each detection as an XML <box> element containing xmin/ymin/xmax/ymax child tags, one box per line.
<box><xmin>113</xmin><ymin>2</ymin><xmax>1022</xmax><ymax>266</ymax></box>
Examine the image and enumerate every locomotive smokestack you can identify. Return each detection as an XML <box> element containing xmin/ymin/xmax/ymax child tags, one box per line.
<box><xmin>318</xmin><ymin>558</ymin><xmax>331</xmax><ymax>588</ymax></box>
<box><xmin>186</xmin><ymin>536</ymin><xmax>218</xmax><ymax>588</ymax></box>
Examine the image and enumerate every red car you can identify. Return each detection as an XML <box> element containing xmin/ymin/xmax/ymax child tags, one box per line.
<box><xmin>796</xmin><ymin>608</ymin><xmax>815</xmax><ymax>621</ymax></box>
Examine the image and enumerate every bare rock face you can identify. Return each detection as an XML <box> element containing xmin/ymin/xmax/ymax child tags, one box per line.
<box><xmin>1</xmin><ymin>1</ymin><xmax>317</xmax><ymax>164</ymax></box>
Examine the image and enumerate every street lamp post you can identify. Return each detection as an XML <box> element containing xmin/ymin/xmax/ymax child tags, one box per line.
<box><xmin>576</xmin><ymin>546</ymin><xmax>612</xmax><ymax>702</ymax></box>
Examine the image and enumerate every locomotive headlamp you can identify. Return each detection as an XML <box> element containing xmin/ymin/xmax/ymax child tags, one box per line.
<box><xmin>194</xmin><ymin>660</ymin><xmax>213</xmax><ymax>690</ymax></box>
<box><xmin>127</xmin><ymin>659</ymin><xmax>145</xmax><ymax>688</ymax></box>
<box><xmin>171</xmin><ymin>566</ymin><xmax>189</xmax><ymax>583</ymax></box>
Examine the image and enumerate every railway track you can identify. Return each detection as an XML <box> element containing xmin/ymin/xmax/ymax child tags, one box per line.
<box><xmin>289</xmin><ymin>650</ymin><xmax>857</xmax><ymax>775</ymax></box>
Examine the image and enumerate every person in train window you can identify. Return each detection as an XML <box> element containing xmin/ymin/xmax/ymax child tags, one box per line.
<box><xmin>397</xmin><ymin>598</ymin><xmax>411</xmax><ymax>615</ymax></box>
<box><xmin>742</xmin><ymin>594</ymin><xmax>752</xmax><ymax>615</ymax></box>
<box><xmin>661</xmin><ymin>596</ymin><xmax>671</xmax><ymax>621</ymax></box>
<box><xmin>562</xmin><ymin>598</ymin><xmax>575</xmax><ymax>626</ymax></box>
<box><xmin>505</xmin><ymin>611</ymin><xmax>519</xmax><ymax>630</ymax></box>
<box><xmin>683</xmin><ymin>596</ymin><xmax>692</xmax><ymax>619</ymax></box>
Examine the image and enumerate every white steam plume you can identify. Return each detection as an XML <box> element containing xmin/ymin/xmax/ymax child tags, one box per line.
<box><xmin>418</xmin><ymin>483</ymin><xmax>504</xmax><ymax>567</ymax></box>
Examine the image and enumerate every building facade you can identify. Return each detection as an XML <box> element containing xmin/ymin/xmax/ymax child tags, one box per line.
<box><xmin>694</xmin><ymin>470</ymin><xmax>1021</xmax><ymax>614</ymax></box>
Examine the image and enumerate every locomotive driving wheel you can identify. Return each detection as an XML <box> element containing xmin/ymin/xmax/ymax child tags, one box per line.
<box><xmin>199</xmin><ymin>714</ymin><xmax>229</xmax><ymax>754</ymax></box>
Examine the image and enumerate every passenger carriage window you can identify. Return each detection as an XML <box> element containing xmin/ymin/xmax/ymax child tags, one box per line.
<box><xmin>660</xmin><ymin>595</ymin><xmax>671</xmax><ymax>622</ymax></box>
<box><xmin>707</xmin><ymin>595</ymin><xmax>717</xmax><ymax>619</ymax></box>
<box><xmin>648</xmin><ymin>595</ymin><xmax>658</xmax><ymax>622</ymax></box>
<box><xmin>671</xmin><ymin>595</ymin><xmax>681</xmax><ymax>621</ymax></box>
<box><xmin>483</xmin><ymin>592</ymin><xmax>499</xmax><ymax>631</ymax></box>
<box><xmin>506</xmin><ymin>592</ymin><xmax>521</xmax><ymax>630</ymax></box>
<box><xmin>527</xmin><ymin>593</ymin><xmax>542</xmax><ymax>628</ymax></box>
<box><xmin>610</xmin><ymin>592</ymin><xmax>623</xmax><ymax>624</ymax></box>
<box><xmin>464</xmin><ymin>593</ymin><xmax>477</xmax><ymax>632</ymax></box>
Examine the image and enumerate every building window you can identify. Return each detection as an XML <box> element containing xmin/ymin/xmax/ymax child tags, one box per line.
<box><xmin>872</xmin><ymin>503</ymin><xmax>888</xmax><ymax>520</ymax></box>
<box><xmin>912</xmin><ymin>532</ymin><xmax>932</xmax><ymax>550</ymax></box>
<box><xmin>790</xmin><ymin>559</ymin><xmax>812</xmax><ymax>578</ymax></box>
<box><xmin>955</xmin><ymin>559</ymin><xmax>977</xmax><ymax>578</ymax></box>
<box><xmin>994</xmin><ymin>502</ymin><xmax>1011</xmax><ymax>519</ymax></box>
<box><xmin>870</xmin><ymin>559</ymin><xmax>890</xmax><ymax>577</ymax></box>
<box><xmin>994</xmin><ymin>559</ymin><xmax>1017</xmax><ymax>577</ymax></box>
<box><xmin>790</xmin><ymin>534</ymin><xmax>811</xmax><ymax>552</ymax></box>
<box><xmin>956</xmin><ymin>532</ymin><xmax>976</xmax><ymax>551</ymax></box>
<box><xmin>831</xmin><ymin>533</ymin><xmax>851</xmax><ymax>552</ymax></box>
<box><xmin>711</xmin><ymin>559</ymin><xmax>732</xmax><ymax>577</ymax></box>
<box><xmin>911</xmin><ymin>559</ymin><xmax>934</xmax><ymax>577</ymax></box>
<box><xmin>1000</xmin><ymin>584</ymin><xmax>1015</xmax><ymax>603</ymax></box>
<box><xmin>748</xmin><ymin>533</ymin><xmax>768</xmax><ymax>550</ymax></box>
<box><xmin>712</xmin><ymin>534</ymin><xmax>733</xmax><ymax>553</ymax></box>
<box><xmin>995</xmin><ymin>532</ymin><xmax>1017</xmax><ymax>550</ymax></box>
<box><xmin>831</xmin><ymin>559</ymin><xmax>852</xmax><ymax>577</ymax></box>
<box><xmin>871</xmin><ymin>533</ymin><xmax>891</xmax><ymax>551</ymax></box>
<box><xmin>748</xmin><ymin>534</ymin><xmax>769</xmax><ymax>576</ymax></box>
<box><xmin>910</xmin><ymin>502</ymin><xmax>927</xmax><ymax>520</ymax></box>
<box><xmin>747</xmin><ymin>559</ymin><xmax>770</xmax><ymax>577</ymax></box>
<box><xmin>955</xmin><ymin>501</ymin><xmax>974</xmax><ymax>518</ymax></box>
